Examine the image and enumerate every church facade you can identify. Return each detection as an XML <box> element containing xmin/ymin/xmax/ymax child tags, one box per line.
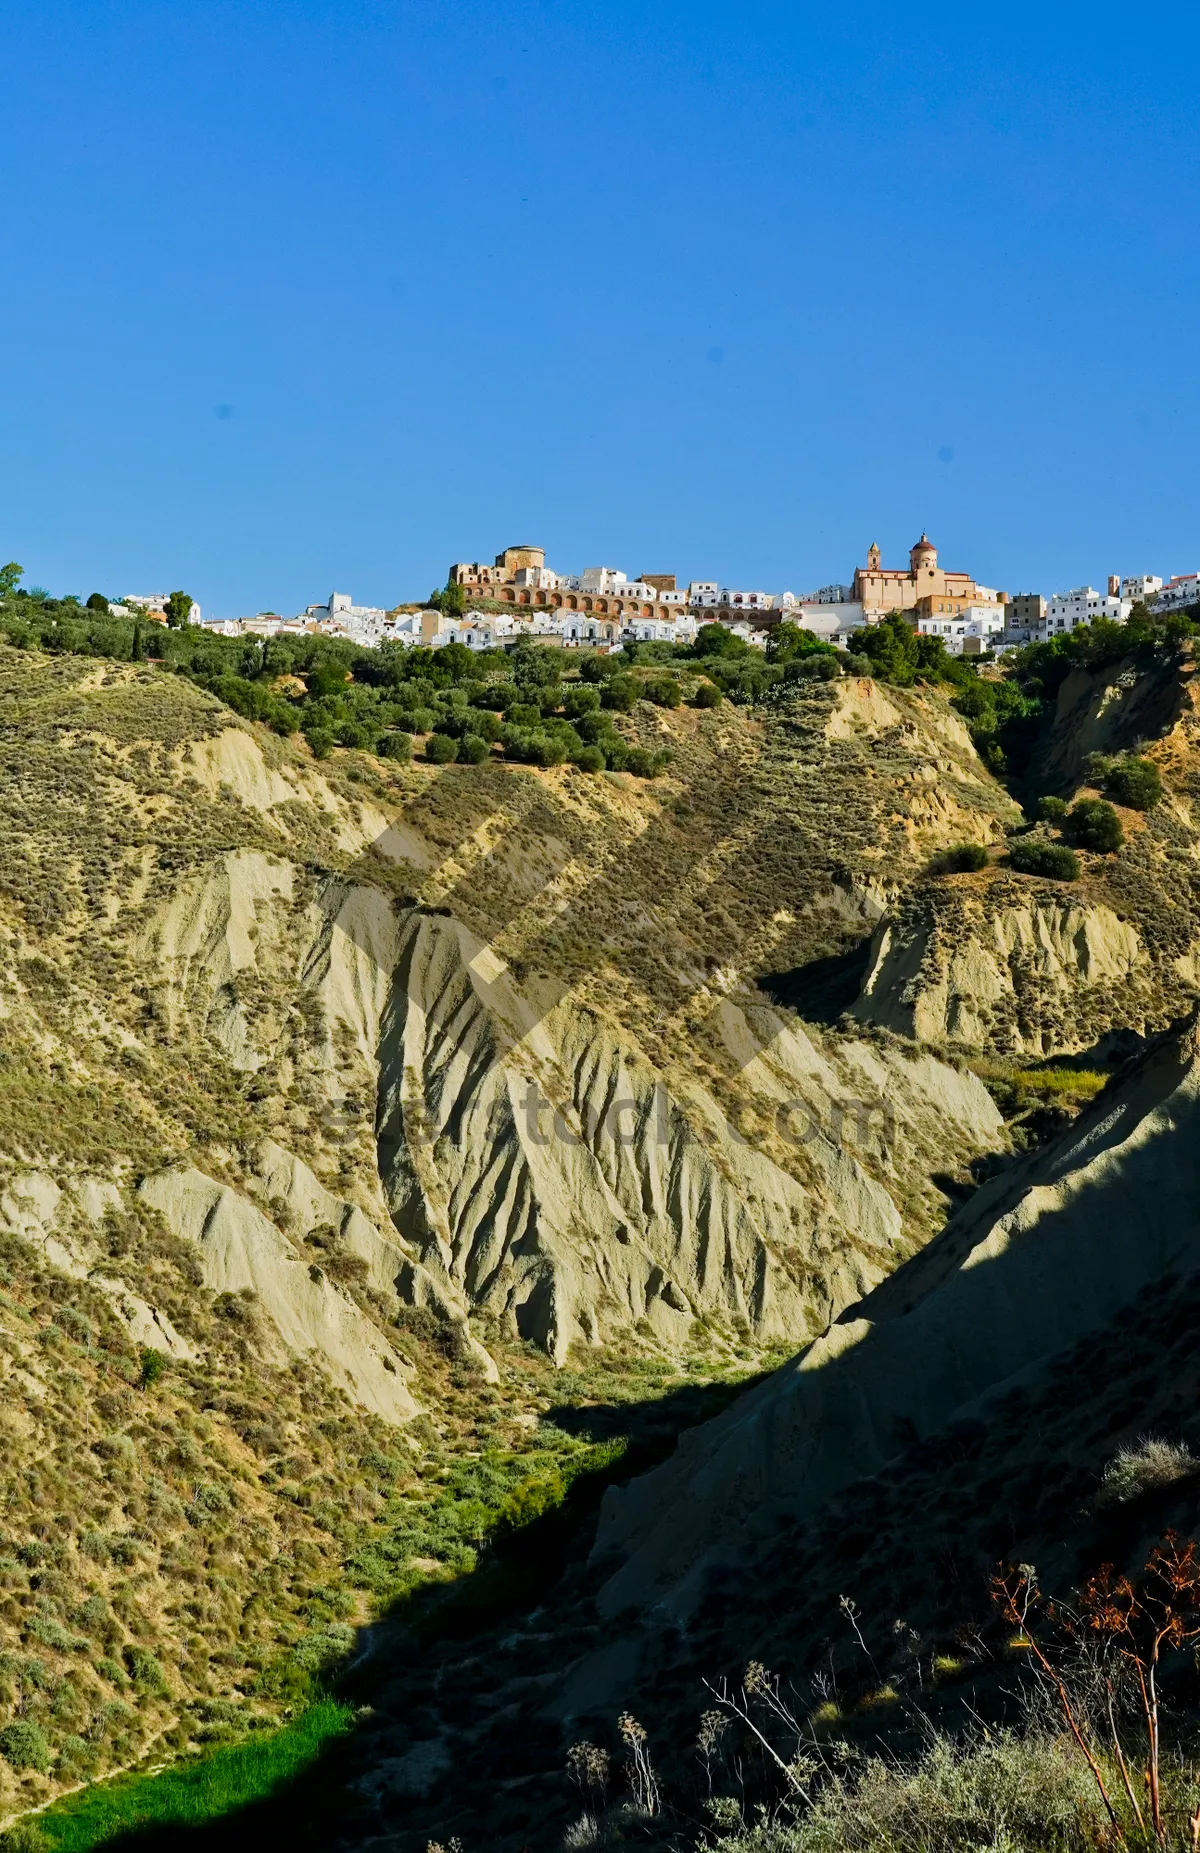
<box><xmin>852</xmin><ymin>534</ymin><xmax>990</xmax><ymax>620</ymax></box>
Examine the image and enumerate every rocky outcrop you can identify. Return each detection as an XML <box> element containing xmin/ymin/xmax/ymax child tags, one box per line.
<box><xmin>133</xmin><ymin>845</ymin><xmax>1007</xmax><ymax>1369</ymax></box>
<box><xmin>138</xmin><ymin>1167</ymin><xmax>419</xmax><ymax>1423</ymax></box>
<box><xmin>373</xmin><ymin>911</ymin><xmax>1004</xmax><ymax>1364</ymax></box>
<box><xmin>852</xmin><ymin>888</ymin><xmax>1145</xmax><ymax>1053</ymax></box>
<box><xmin>592</xmin><ymin>1013</ymin><xmax>1200</xmax><ymax>1620</ymax></box>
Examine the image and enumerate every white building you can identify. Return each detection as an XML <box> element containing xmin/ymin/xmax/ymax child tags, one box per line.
<box><xmin>718</xmin><ymin>588</ymin><xmax>772</xmax><ymax>610</ymax></box>
<box><xmin>124</xmin><ymin>593</ymin><xmax>202</xmax><ymax>623</ymax></box>
<box><xmin>917</xmin><ymin>604</ymin><xmax>1005</xmax><ymax>656</ymax></box>
<box><xmin>1122</xmin><ymin>574</ymin><xmax>1164</xmax><ymax>602</ymax></box>
<box><xmin>512</xmin><ymin>566</ymin><xmax>560</xmax><ymax>590</ymax></box>
<box><xmin>556</xmin><ymin>611</ymin><xmax>614</xmax><ymax>645</ymax></box>
<box><xmin>1031</xmin><ymin>586</ymin><xmax>1132</xmax><ymax>640</ymax></box>
<box><xmin>794</xmin><ymin>603</ymin><xmax>866</xmax><ymax>647</ymax></box>
<box><xmin>306</xmin><ymin>591</ymin><xmax>387</xmax><ymax>624</ymax></box>
<box><xmin>379</xmin><ymin>610</ymin><xmax>436</xmax><ymax>646</ymax></box>
<box><xmin>689</xmin><ymin>585</ymin><xmax>791</xmax><ymax>611</ymax></box>
<box><xmin>710</xmin><ymin>616</ymin><xmax>771</xmax><ymax>649</ymax></box>
<box><xmin>1154</xmin><ymin>574</ymin><xmax>1200</xmax><ymax>612</ymax></box>
<box><xmin>621</xmin><ymin>613</ymin><xmax>699</xmax><ymax>645</ymax></box>
<box><xmin>579</xmin><ymin>567</ymin><xmax>627</xmax><ymax>595</ymax></box>
<box><xmin>440</xmin><ymin>612</ymin><xmax>522</xmax><ymax>652</ymax></box>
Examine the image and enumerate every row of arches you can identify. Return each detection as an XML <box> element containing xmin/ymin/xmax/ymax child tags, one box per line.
<box><xmin>460</xmin><ymin>581</ymin><xmax>665</xmax><ymax>619</ymax></box>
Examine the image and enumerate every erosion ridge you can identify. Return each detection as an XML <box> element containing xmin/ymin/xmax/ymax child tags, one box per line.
<box><xmin>0</xmin><ymin>645</ymin><xmax>1026</xmax><ymax>1822</ymax></box>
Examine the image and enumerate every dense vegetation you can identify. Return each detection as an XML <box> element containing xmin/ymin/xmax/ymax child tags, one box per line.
<box><xmin>0</xmin><ymin>588</ymin><xmax>700</xmax><ymax>778</ymax></box>
<box><xmin>2</xmin><ymin>576</ymin><xmax>1195</xmax><ymax>797</ymax></box>
<box><xmin>20</xmin><ymin>1700</ymin><xmax>354</xmax><ymax>1851</ymax></box>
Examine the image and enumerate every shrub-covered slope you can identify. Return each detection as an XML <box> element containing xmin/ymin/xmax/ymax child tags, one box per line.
<box><xmin>849</xmin><ymin>650</ymin><xmax>1200</xmax><ymax>1055</ymax></box>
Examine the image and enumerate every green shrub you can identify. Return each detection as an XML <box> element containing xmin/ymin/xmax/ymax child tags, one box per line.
<box><xmin>1035</xmin><ymin>795</ymin><xmax>1068</xmax><ymax>822</ymax></box>
<box><xmin>305</xmin><ymin>661</ymin><xmax>350</xmax><ymax>699</ymax></box>
<box><xmin>0</xmin><ymin>1719</ymin><xmax>51</xmax><ymax>1772</ymax></box>
<box><xmin>625</xmin><ymin>747</ymin><xmax>669</xmax><ymax>779</ymax></box>
<box><xmin>304</xmin><ymin>728</ymin><xmax>334</xmax><ymax>760</ymax></box>
<box><xmin>562</xmin><ymin>686</ymin><xmax>601</xmax><ymax>717</ymax></box>
<box><xmin>1066</xmin><ymin>798</ymin><xmax>1124</xmax><ymax>852</ymax></box>
<box><xmin>1097</xmin><ymin>1436</ymin><xmax>1197</xmax><ymax>1507</ymax></box>
<box><xmin>377</xmin><ymin>731</ymin><xmax>412</xmax><ymax>761</ymax></box>
<box><xmin>139</xmin><ymin>1347</ymin><xmax>167</xmax><ymax>1389</ymax></box>
<box><xmin>335</xmin><ymin>719</ymin><xmax>375</xmax><ymax>750</ymax></box>
<box><xmin>708</xmin><ymin>1729</ymin><xmax>1107</xmax><ymax>1853</ymax></box>
<box><xmin>572</xmin><ymin>746</ymin><xmax>606</xmax><ymax>773</ymax></box>
<box><xmin>124</xmin><ymin>1646</ymin><xmax>168</xmax><ymax>1694</ymax></box>
<box><xmin>1008</xmin><ymin>839</ymin><xmax>1079</xmax><ymax>880</ymax></box>
<box><xmin>456</xmin><ymin>734</ymin><xmax>489</xmax><ymax>765</ymax></box>
<box><xmin>503</xmin><ymin>701</ymin><xmax>542</xmax><ymax>728</ymax></box>
<box><xmin>464</xmin><ymin>708</ymin><xmax>503</xmax><ymax>742</ymax></box>
<box><xmin>424</xmin><ymin>733</ymin><xmax>458</xmax><ymax>765</ymax></box>
<box><xmin>935</xmin><ymin>843</ymin><xmax>989</xmax><ymax>874</ymax></box>
<box><xmin>476</xmin><ymin>680</ymin><xmax>517</xmax><ymax>709</ymax></box>
<box><xmin>427</xmin><ymin>708</ymin><xmax>467</xmax><ymax>738</ymax></box>
<box><xmin>1104</xmin><ymin>754</ymin><xmax>1163</xmax><ymax>810</ymax></box>
<box><xmin>394</xmin><ymin>706</ymin><xmax>437</xmax><ymax>734</ymax></box>
<box><xmin>642</xmin><ymin>676</ymin><xmax>681</xmax><ymax>708</ymax></box>
<box><xmin>692</xmin><ymin>681</ymin><xmax>723</xmax><ymax>708</ymax></box>
<box><xmin>787</xmin><ymin>652</ymin><xmax>839</xmax><ymax>682</ymax></box>
<box><xmin>600</xmin><ymin>676</ymin><xmax>637</xmax><ymax>712</ymax></box>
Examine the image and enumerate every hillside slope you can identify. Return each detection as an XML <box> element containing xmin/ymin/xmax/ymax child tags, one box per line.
<box><xmin>849</xmin><ymin>649</ymin><xmax>1200</xmax><ymax>1054</ymax></box>
<box><xmin>592</xmin><ymin>1008</ymin><xmax>1200</xmax><ymax>1619</ymax></box>
<box><xmin>0</xmin><ymin>646</ymin><xmax>1022</xmax><ymax>1819</ymax></box>
<box><xmin>274</xmin><ymin>1018</ymin><xmax>1200</xmax><ymax>1853</ymax></box>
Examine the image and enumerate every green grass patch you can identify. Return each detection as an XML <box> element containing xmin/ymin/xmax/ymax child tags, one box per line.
<box><xmin>972</xmin><ymin>1060</ymin><xmax>1110</xmax><ymax>1121</ymax></box>
<box><xmin>1010</xmin><ymin>1066</ymin><xmax>1107</xmax><ymax>1099</ymax></box>
<box><xmin>27</xmin><ymin>1700</ymin><xmax>353</xmax><ymax>1851</ymax></box>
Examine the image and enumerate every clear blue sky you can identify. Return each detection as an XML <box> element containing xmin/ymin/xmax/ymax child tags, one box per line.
<box><xmin>3</xmin><ymin>0</ymin><xmax>1197</xmax><ymax>615</ymax></box>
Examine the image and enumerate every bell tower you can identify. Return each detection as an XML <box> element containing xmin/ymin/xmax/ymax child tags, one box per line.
<box><xmin>866</xmin><ymin>541</ymin><xmax>881</xmax><ymax>571</ymax></box>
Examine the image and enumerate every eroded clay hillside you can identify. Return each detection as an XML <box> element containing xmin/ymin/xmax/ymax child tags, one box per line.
<box><xmin>0</xmin><ymin>649</ymin><xmax>1018</xmax><ymax>1378</ymax></box>
<box><xmin>851</xmin><ymin>648</ymin><xmax>1200</xmax><ymax>1055</ymax></box>
<box><xmin>0</xmin><ymin>645</ymin><xmax>1024</xmax><ymax>1816</ymax></box>
<box><xmin>364</xmin><ymin>1006</ymin><xmax>1200</xmax><ymax>1853</ymax></box>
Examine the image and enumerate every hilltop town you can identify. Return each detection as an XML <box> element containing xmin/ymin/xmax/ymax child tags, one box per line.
<box><xmin>168</xmin><ymin>535</ymin><xmax>1200</xmax><ymax>660</ymax></box>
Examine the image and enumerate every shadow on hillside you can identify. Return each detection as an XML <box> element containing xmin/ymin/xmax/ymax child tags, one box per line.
<box><xmin>81</xmin><ymin>1372</ymin><xmax>761</xmax><ymax>1853</ymax></box>
<box><xmin>760</xmin><ymin>938</ymin><xmax>872</xmax><ymax>1024</ymax></box>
